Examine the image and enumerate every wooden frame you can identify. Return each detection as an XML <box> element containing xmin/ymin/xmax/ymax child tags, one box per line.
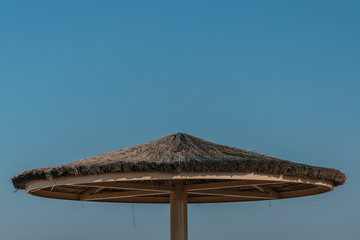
<box><xmin>25</xmin><ymin>171</ymin><xmax>333</xmax><ymax>203</ymax></box>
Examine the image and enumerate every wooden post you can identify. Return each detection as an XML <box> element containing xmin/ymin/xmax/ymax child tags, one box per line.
<box><xmin>170</xmin><ymin>181</ymin><xmax>187</xmax><ymax>240</ymax></box>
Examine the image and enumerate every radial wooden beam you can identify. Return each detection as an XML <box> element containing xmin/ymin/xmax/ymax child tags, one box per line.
<box><xmin>79</xmin><ymin>187</ymin><xmax>103</xmax><ymax>201</ymax></box>
<box><xmin>30</xmin><ymin>189</ymin><xmax>80</xmax><ymax>200</ymax></box>
<box><xmin>279</xmin><ymin>186</ymin><xmax>328</xmax><ymax>198</ymax></box>
<box><xmin>77</xmin><ymin>196</ymin><xmax>273</xmax><ymax>203</ymax></box>
<box><xmin>72</xmin><ymin>182</ymin><xmax>172</xmax><ymax>192</ymax></box>
<box><xmin>253</xmin><ymin>185</ymin><xmax>280</xmax><ymax>198</ymax></box>
<box><xmin>184</xmin><ymin>180</ymin><xmax>281</xmax><ymax>191</ymax></box>
<box><xmin>188</xmin><ymin>196</ymin><xmax>262</xmax><ymax>203</ymax></box>
<box><xmin>82</xmin><ymin>190</ymin><xmax>165</xmax><ymax>201</ymax></box>
<box><xmin>188</xmin><ymin>189</ymin><xmax>279</xmax><ymax>199</ymax></box>
<box><xmin>98</xmin><ymin>196</ymin><xmax>171</xmax><ymax>203</ymax></box>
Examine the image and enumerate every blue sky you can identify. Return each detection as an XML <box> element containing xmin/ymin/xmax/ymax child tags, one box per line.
<box><xmin>1</xmin><ymin>1</ymin><xmax>359</xmax><ymax>239</ymax></box>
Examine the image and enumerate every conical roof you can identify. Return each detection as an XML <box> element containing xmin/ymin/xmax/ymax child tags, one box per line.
<box><xmin>12</xmin><ymin>133</ymin><xmax>346</xmax><ymax>190</ymax></box>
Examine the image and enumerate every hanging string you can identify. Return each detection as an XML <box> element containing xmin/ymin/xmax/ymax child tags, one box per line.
<box><xmin>269</xmin><ymin>200</ymin><xmax>272</xmax><ymax>206</ymax></box>
<box><xmin>81</xmin><ymin>202</ymin><xmax>85</xmax><ymax>209</ymax></box>
<box><xmin>132</xmin><ymin>203</ymin><xmax>136</xmax><ymax>228</ymax></box>
<box><xmin>50</xmin><ymin>180</ymin><xmax>57</xmax><ymax>191</ymax></box>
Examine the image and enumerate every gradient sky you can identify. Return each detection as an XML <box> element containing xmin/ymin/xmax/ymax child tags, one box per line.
<box><xmin>1</xmin><ymin>1</ymin><xmax>359</xmax><ymax>239</ymax></box>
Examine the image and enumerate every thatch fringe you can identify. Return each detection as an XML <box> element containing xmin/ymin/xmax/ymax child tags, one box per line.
<box><xmin>12</xmin><ymin>133</ymin><xmax>346</xmax><ymax>189</ymax></box>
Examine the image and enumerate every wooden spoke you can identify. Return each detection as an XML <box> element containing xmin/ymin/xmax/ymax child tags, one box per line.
<box><xmin>279</xmin><ymin>186</ymin><xmax>328</xmax><ymax>198</ymax></box>
<box><xmin>82</xmin><ymin>190</ymin><xmax>165</xmax><ymax>201</ymax></box>
<box><xmin>79</xmin><ymin>188</ymin><xmax>103</xmax><ymax>201</ymax></box>
<box><xmin>184</xmin><ymin>180</ymin><xmax>280</xmax><ymax>191</ymax></box>
<box><xmin>253</xmin><ymin>185</ymin><xmax>280</xmax><ymax>198</ymax></box>
<box><xmin>70</xmin><ymin>182</ymin><xmax>172</xmax><ymax>192</ymax></box>
<box><xmin>99</xmin><ymin>196</ymin><xmax>171</xmax><ymax>203</ymax></box>
<box><xmin>188</xmin><ymin>189</ymin><xmax>279</xmax><ymax>199</ymax></box>
<box><xmin>30</xmin><ymin>189</ymin><xmax>79</xmax><ymax>200</ymax></box>
<box><xmin>188</xmin><ymin>196</ymin><xmax>260</xmax><ymax>203</ymax></box>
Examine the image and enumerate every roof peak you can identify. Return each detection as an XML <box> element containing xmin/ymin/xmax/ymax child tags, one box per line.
<box><xmin>171</xmin><ymin>132</ymin><xmax>190</xmax><ymax>151</ymax></box>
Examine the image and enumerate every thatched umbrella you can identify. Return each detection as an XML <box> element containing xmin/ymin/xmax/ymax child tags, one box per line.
<box><xmin>12</xmin><ymin>133</ymin><xmax>346</xmax><ymax>240</ymax></box>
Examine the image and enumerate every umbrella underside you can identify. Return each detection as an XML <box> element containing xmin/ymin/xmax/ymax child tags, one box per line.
<box><xmin>25</xmin><ymin>172</ymin><xmax>332</xmax><ymax>203</ymax></box>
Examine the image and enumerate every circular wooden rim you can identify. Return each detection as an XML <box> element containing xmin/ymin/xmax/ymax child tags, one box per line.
<box><xmin>25</xmin><ymin>172</ymin><xmax>334</xmax><ymax>204</ymax></box>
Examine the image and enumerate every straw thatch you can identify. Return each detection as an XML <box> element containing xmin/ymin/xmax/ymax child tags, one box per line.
<box><xmin>12</xmin><ymin>133</ymin><xmax>346</xmax><ymax>190</ymax></box>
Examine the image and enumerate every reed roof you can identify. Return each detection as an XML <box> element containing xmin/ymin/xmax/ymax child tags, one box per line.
<box><xmin>12</xmin><ymin>133</ymin><xmax>346</xmax><ymax>190</ymax></box>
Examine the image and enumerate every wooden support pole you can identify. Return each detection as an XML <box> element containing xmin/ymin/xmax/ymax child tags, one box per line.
<box><xmin>170</xmin><ymin>181</ymin><xmax>187</xmax><ymax>240</ymax></box>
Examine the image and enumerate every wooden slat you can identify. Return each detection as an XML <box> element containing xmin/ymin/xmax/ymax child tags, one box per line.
<box><xmin>98</xmin><ymin>196</ymin><xmax>171</xmax><ymax>203</ymax></box>
<box><xmin>71</xmin><ymin>182</ymin><xmax>172</xmax><ymax>192</ymax></box>
<box><xmin>188</xmin><ymin>196</ymin><xmax>263</xmax><ymax>203</ymax></box>
<box><xmin>253</xmin><ymin>185</ymin><xmax>280</xmax><ymax>198</ymax></box>
<box><xmin>279</xmin><ymin>186</ymin><xmax>329</xmax><ymax>198</ymax></box>
<box><xmin>189</xmin><ymin>189</ymin><xmax>278</xmax><ymax>199</ymax></box>
<box><xmin>79</xmin><ymin>188</ymin><xmax>103</xmax><ymax>201</ymax></box>
<box><xmin>82</xmin><ymin>190</ymin><xmax>165</xmax><ymax>201</ymax></box>
<box><xmin>96</xmin><ymin>196</ymin><xmax>260</xmax><ymax>203</ymax></box>
<box><xmin>184</xmin><ymin>180</ymin><xmax>280</xmax><ymax>191</ymax></box>
<box><xmin>30</xmin><ymin>190</ymin><xmax>79</xmax><ymax>200</ymax></box>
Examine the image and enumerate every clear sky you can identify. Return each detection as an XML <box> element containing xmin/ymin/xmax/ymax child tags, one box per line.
<box><xmin>1</xmin><ymin>1</ymin><xmax>359</xmax><ymax>239</ymax></box>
